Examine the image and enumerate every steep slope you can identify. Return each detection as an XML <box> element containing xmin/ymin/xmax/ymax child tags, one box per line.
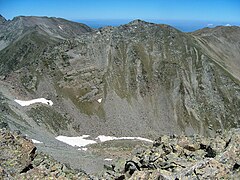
<box><xmin>0</xmin><ymin>15</ymin><xmax>92</xmax><ymax>136</ymax></box>
<box><xmin>0</xmin><ymin>15</ymin><xmax>7</xmax><ymax>24</ymax></box>
<box><xmin>192</xmin><ymin>26</ymin><xmax>240</xmax><ymax>81</ymax></box>
<box><xmin>0</xmin><ymin>18</ymin><xmax>239</xmax><ymax>140</ymax></box>
<box><xmin>0</xmin><ymin>28</ymin><xmax>56</xmax><ymax>75</ymax></box>
<box><xmin>0</xmin><ymin>15</ymin><xmax>93</xmax><ymax>83</ymax></box>
<box><xmin>39</xmin><ymin>20</ymin><xmax>239</xmax><ymax>137</ymax></box>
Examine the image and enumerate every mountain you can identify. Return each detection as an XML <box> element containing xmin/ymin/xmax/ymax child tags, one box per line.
<box><xmin>0</xmin><ymin>16</ymin><xmax>239</xmax><ymax>173</ymax></box>
<box><xmin>0</xmin><ymin>15</ymin><xmax>91</xmax><ymax>50</ymax></box>
<box><xmin>0</xmin><ymin>15</ymin><xmax>92</xmax><ymax>74</ymax></box>
<box><xmin>192</xmin><ymin>25</ymin><xmax>240</xmax><ymax>81</ymax></box>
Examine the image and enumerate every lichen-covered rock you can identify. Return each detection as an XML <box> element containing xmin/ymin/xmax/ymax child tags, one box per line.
<box><xmin>0</xmin><ymin>129</ymin><xmax>35</xmax><ymax>177</ymax></box>
<box><xmin>101</xmin><ymin>128</ymin><xmax>240</xmax><ymax>179</ymax></box>
<box><xmin>0</xmin><ymin>129</ymin><xmax>91</xmax><ymax>179</ymax></box>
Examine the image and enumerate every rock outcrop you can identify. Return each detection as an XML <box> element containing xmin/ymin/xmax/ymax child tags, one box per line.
<box><xmin>1</xmin><ymin>128</ymin><xmax>239</xmax><ymax>179</ymax></box>
<box><xmin>101</xmin><ymin>128</ymin><xmax>240</xmax><ymax>179</ymax></box>
<box><xmin>0</xmin><ymin>15</ymin><xmax>7</xmax><ymax>24</ymax></box>
<box><xmin>0</xmin><ymin>129</ymin><xmax>91</xmax><ymax>179</ymax></box>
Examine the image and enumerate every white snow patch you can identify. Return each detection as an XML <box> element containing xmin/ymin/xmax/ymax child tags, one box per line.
<box><xmin>31</xmin><ymin>139</ymin><xmax>43</xmax><ymax>144</ymax></box>
<box><xmin>14</xmin><ymin>98</ymin><xmax>53</xmax><ymax>106</ymax></box>
<box><xmin>225</xmin><ymin>24</ymin><xmax>231</xmax><ymax>26</ymax></box>
<box><xmin>55</xmin><ymin>135</ymin><xmax>153</xmax><ymax>148</ymax></box>
<box><xmin>55</xmin><ymin>135</ymin><xmax>97</xmax><ymax>147</ymax></box>
<box><xmin>78</xmin><ymin>147</ymin><xmax>88</xmax><ymax>151</ymax></box>
<box><xmin>104</xmin><ymin>158</ymin><xmax>112</xmax><ymax>161</ymax></box>
<box><xmin>58</xmin><ymin>25</ymin><xmax>63</xmax><ymax>30</ymax></box>
<box><xmin>97</xmin><ymin>98</ymin><xmax>102</xmax><ymax>103</ymax></box>
<box><xmin>96</xmin><ymin>135</ymin><xmax>153</xmax><ymax>143</ymax></box>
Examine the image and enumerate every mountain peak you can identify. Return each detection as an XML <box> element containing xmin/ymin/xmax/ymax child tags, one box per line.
<box><xmin>126</xmin><ymin>19</ymin><xmax>178</xmax><ymax>31</ymax></box>
<box><xmin>128</xmin><ymin>19</ymin><xmax>151</xmax><ymax>25</ymax></box>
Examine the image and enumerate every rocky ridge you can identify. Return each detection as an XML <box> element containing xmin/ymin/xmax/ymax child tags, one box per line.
<box><xmin>101</xmin><ymin>128</ymin><xmax>240</xmax><ymax>179</ymax></box>
<box><xmin>0</xmin><ymin>15</ymin><xmax>7</xmax><ymax>24</ymax></box>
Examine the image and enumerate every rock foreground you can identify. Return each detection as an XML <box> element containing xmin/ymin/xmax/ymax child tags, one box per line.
<box><xmin>1</xmin><ymin>128</ymin><xmax>240</xmax><ymax>179</ymax></box>
<box><xmin>101</xmin><ymin>128</ymin><xmax>240</xmax><ymax>179</ymax></box>
<box><xmin>0</xmin><ymin>129</ymin><xmax>90</xmax><ymax>179</ymax></box>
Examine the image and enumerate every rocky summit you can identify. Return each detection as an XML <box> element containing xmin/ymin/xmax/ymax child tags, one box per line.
<box><xmin>0</xmin><ymin>15</ymin><xmax>240</xmax><ymax>178</ymax></box>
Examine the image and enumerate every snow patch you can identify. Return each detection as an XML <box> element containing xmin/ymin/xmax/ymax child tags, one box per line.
<box><xmin>14</xmin><ymin>98</ymin><xmax>53</xmax><ymax>106</ymax></box>
<box><xmin>56</xmin><ymin>135</ymin><xmax>153</xmax><ymax>148</ymax></box>
<box><xmin>97</xmin><ymin>98</ymin><xmax>102</xmax><ymax>103</ymax></box>
<box><xmin>225</xmin><ymin>24</ymin><xmax>231</xmax><ymax>26</ymax></box>
<box><xmin>55</xmin><ymin>135</ymin><xmax>97</xmax><ymax>147</ymax></box>
<box><xmin>96</xmin><ymin>135</ymin><xmax>153</xmax><ymax>143</ymax></box>
<box><xmin>58</xmin><ymin>25</ymin><xmax>63</xmax><ymax>30</ymax></box>
<box><xmin>31</xmin><ymin>139</ymin><xmax>43</xmax><ymax>144</ymax></box>
<box><xmin>104</xmin><ymin>158</ymin><xmax>112</xmax><ymax>161</ymax></box>
<box><xmin>78</xmin><ymin>147</ymin><xmax>88</xmax><ymax>151</ymax></box>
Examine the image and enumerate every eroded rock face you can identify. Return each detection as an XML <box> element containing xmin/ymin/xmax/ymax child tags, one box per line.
<box><xmin>101</xmin><ymin>128</ymin><xmax>240</xmax><ymax>179</ymax></box>
<box><xmin>0</xmin><ymin>17</ymin><xmax>240</xmax><ymax>139</ymax></box>
<box><xmin>0</xmin><ymin>129</ymin><xmax>90</xmax><ymax>179</ymax></box>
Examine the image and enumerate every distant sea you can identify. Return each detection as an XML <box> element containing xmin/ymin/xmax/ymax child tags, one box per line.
<box><xmin>75</xmin><ymin>19</ymin><xmax>240</xmax><ymax>32</ymax></box>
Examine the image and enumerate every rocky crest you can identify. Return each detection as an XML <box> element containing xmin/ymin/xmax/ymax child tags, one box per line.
<box><xmin>0</xmin><ymin>128</ymin><xmax>91</xmax><ymax>179</ymax></box>
<box><xmin>0</xmin><ymin>15</ymin><xmax>7</xmax><ymax>24</ymax></box>
<box><xmin>101</xmin><ymin>128</ymin><xmax>240</xmax><ymax>179</ymax></box>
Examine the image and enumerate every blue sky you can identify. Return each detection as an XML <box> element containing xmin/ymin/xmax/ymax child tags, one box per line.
<box><xmin>0</xmin><ymin>0</ymin><xmax>239</xmax><ymax>31</ymax></box>
<box><xmin>0</xmin><ymin>0</ymin><xmax>239</xmax><ymax>22</ymax></box>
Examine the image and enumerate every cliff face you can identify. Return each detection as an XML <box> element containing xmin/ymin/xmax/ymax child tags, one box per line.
<box><xmin>0</xmin><ymin>17</ymin><xmax>239</xmax><ymax>139</ymax></box>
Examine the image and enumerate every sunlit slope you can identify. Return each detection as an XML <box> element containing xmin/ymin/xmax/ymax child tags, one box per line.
<box><xmin>0</xmin><ymin>18</ymin><xmax>239</xmax><ymax>138</ymax></box>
